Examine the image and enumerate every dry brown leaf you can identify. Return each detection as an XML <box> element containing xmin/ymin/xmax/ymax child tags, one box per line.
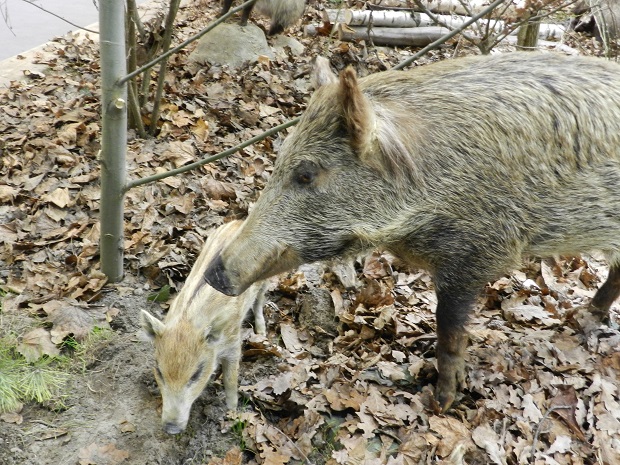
<box><xmin>162</xmin><ymin>140</ymin><xmax>195</xmax><ymax>167</ymax></box>
<box><xmin>280</xmin><ymin>323</ymin><xmax>303</xmax><ymax>353</ymax></box>
<box><xmin>119</xmin><ymin>420</ymin><xmax>136</xmax><ymax>433</ymax></box>
<box><xmin>428</xmin><ymin>416</ymin><xmax>473</xmax><ymax>458</ymax></box>
<box><xmin>324</xmin><ymin>381</ymin><xmax>366</xmax><ymax>411</ymax></box>
<box><xmin>203</xmin><ymin>178</ymin><xmax>237</xmax><ymax>201</ymax></box>
<box><xmin>207</xmin><ymin>447</ymin><xmax>243</xmax><ymax>465</ymax></box>
<box><xmin>41</xmin><ymin>187</ymin><xmax>71</xmax><ymax>208</ymax></box>
<box><xmin>471</xmin><ymin>425</ymin><xmax>506</xmax><ymax>464</ymax></box>
<box><xmin>78</xmin><ymin>442</ymin><xmax>130</xmax><ymax>465</ymax></box>
<box><xmin>17</xmin><ymin>327</ymin><xmax>60</xmax><ymax>362</ymax></box>
<box><xmin>521</xmin><ymin>393</ymin><xmax>543</xmax><ymax>423</ymax></box>
<box><xmin>47</xmin><ymin>302</ymin><xmax>110</xmax><ymax>343</ymax></box>
<box><xmin>260</xmin><ymin>448</ymin><xmax>290</xmax><ymax>465</ymax></box>
<box><xmin>0</xmin><ymin>185</ymin><xmax>18</xmax><ymax>202</ymax></box>
<box><xmin>354</xmin><ymin>279</ymin><xmax>394</xmax><ymax>308</ymax></box>
<box><xmin>1</xmin><ymin>412</ymin><xmax>23</xmax><ymax>424</ymax></box>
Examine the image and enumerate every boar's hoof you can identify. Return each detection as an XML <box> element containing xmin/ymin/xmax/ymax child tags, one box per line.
<box><xmin>203</xmin><ymin>254</ymin><xmax>237</xmax><ymax>296</ymax></box>
<box><xmin>435</xmin><ymin>356</ymin><xmax>466</xmax><ymax>412</ymax></box>
<box><xmin>571</xmin><ymin>304</ymin><xmax>611</xmax><ymax>335</ymax></box>
<box><xmin>163</xmin><ymin>422</ymin><xmax>185</xmax><ymax>435</ymax></box>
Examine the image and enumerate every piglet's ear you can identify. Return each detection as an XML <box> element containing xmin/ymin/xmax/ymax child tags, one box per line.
<box><xmin>338</xmin><ymin>67</ymin><xmax>377</xmax><ymax>160</ymax></box>
<box><xmin>141</xmin><ymin>310</ymin><xmax>165</xmax><ymax>340</ymax></box>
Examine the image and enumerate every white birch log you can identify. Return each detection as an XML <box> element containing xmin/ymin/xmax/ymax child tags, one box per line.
<box><xmin>367</xmin><ymin>0</ymin><xmax>516</xmax><ymax>16</ymax></box>
<box><xmin>323</xmin><ymin>9</ymin><xmax>348</xmax><ymax>23</ymax></box>
<box><xmin>343</xmin><ymin>9</ymin><xmax>466</xmax><ymax>27</ymax></box>
<box><xmin>337</xmin><ymin>24</ymin><xmax>451</xmax><ymax>45</ymax></box>
<box><xmin>325</xmin><ymin>9</ymin><xmax>566</xmax><ymax>40</ymax></box>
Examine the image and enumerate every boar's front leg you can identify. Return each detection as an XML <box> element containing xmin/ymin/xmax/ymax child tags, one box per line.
<box><xmin>434</xmin><ymin>286</ymin><xmax>475</xmax><ymax>412</ymax></box>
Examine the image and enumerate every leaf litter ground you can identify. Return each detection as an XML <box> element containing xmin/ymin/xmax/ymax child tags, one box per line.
<box><xmin>1</xmin><ymin>1</ymin><xmax>619</xmax><ymax>464</ymax></box>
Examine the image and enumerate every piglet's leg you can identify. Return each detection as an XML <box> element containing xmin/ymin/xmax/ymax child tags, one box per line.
<box><xmin>221</xmin><ymin>345</ymin><xmax>241</xmax><ymax>410</ymax></box>
<box><xmin>252</xmin><ymin>284</ymin><xmax>268</xmax><ymax>336</ymax></box>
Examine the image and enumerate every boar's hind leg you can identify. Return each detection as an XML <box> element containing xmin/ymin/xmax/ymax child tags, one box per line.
<box><xmin>434</xmin><ymin>288</ymin><xmax>475</xmax><ymax>412</ymax></box>
<box><xmin>240</xmin><ymin>0</ymin><xmax>257</xmax><ymax>26</ymax></box>
<box><xmin>589</xmin><ymin>262</ymin><xmax>620</xmax><ymax>322</ymax></box>
<box><xmin>219</xmin><ymin>0</ymin><xmax>234</xmax><ymax>17</ymax></box>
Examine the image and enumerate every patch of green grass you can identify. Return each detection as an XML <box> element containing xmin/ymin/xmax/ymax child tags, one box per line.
<box><xmin>59</xmin><ymin>335</ymin><xmax>80</xmax><ymax>352</ymax></box>
<box><xmin>0</xmin><ymin>339</ymin><xmax>69</xmax><ymax>413</ymax></box>
<box><xmin>0</xmin><ymin>344</ymin><xmax>25</xmax><ymax>413</ymax></box>
<box><xmin>0</xmin><ymin>323</ymin><xmax>115</xmax><ymax>413</ymax></box>
<box><xmin>57</xmin><ymin>326</ymin><xmax>116</xmax><ymax>374</ymax></box>
<box><xmin>231</xmin><ymin>417</ymin><xmax>248</xmax><ymax>451</ymax></box>
<box><xmin>20</xmin><ymin>356</ymin><xmax>69</xmax><ymax>407</ymax></box>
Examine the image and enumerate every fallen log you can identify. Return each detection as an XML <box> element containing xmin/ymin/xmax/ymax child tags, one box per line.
<box><xmin>325</xmin><ymin>8</ymin><xmax>565</xmax><ymax>40</ymax></box>
<box><xmin>367</xmin><ymin>0</ymin><xmax>515</xmax><ymax>16</ymax></box>
<box><xmin>337</xmin><ymin>24</ymin><xmax>450</xmax><ymax>45</ymax></box>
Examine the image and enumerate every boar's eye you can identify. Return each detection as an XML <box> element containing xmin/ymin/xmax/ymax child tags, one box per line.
<box><xmin>190</xmin><ymin>364</ymin><xmax>204</xmax><ymax>384</ymax></box>
<box><xmin>294</xmin><ymin>160</ymin><xmax>319</xmax><ymax>186</ymax></box>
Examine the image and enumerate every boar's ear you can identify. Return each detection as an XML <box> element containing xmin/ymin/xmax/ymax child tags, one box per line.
<box><xmin>141</xmin><ymin>310</ymin><xmax>165</xmax><ymax>340</ymax></box>
<box><xmin>338</xmin><ymin>67</ymin><xmax>378</xmax><ymax>163</ymax></box>
<box><xmin>310</xmin><ymin>56</ymin><xmax>337</xmax><ymax>89</ymax></box>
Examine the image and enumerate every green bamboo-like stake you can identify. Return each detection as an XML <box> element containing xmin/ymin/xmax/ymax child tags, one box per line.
<box><xmin>99</xmin><ymin>0</ymin><xmax>128</xmax><ymax>282</ymax></box>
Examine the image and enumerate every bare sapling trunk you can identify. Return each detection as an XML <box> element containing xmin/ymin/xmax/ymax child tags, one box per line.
<box><xmin>99</xmin><ymin>0</ymin><xmax>128</xmax><ymax>282</ymax></box>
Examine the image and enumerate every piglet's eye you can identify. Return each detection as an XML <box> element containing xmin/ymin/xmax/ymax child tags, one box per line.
<box><xmin>190</xmin><ymin>364</ymin><xmax>203</xmax><ymax>384</ymax></box>
<box><xmin>155</xmin><ymin>366</ymin><xmax>164</xmax><ymax>381</ymax></box>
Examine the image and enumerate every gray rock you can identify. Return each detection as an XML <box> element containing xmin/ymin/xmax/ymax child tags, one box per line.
<box><xmin>270</xmin><ymin>35</ymin><xmax>305</xmax><ymax>57</ymax></box>
<box><xmin>188</xmin><ymin>23</ymin><xmax>274</xmax><ymax>69</ymax></box>
<box><xmin>298</xmin><ymin>287</ymin><xmax>338</xmax><ymax>336</ymax></box>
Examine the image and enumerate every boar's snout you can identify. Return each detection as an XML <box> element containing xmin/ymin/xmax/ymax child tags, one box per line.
<box><xmin>204</xmin><ymin>253</ymin><xmax>240</xmax><ymax>296</ymax></box>
<box><xmin>163</xmin><ymin>421</ymin><xmax>185</xmax><ymax>435</ymax></box>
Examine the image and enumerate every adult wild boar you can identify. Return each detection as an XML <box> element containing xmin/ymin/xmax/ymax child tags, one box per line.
<box><xmin>142</xmin><ymin>221</ymin><xmax>267</xmax><ymax>434</ymax></box>
<box><xmin>204</xmin><ymin>53</ymin><xmax>620</xmax><ymax>411</ymax></box>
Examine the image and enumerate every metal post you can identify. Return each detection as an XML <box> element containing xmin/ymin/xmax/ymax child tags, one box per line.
<box><xmin>99</xmin><ymin>0</ymin><xmax>127</xmax><ymax>282</ymax></box>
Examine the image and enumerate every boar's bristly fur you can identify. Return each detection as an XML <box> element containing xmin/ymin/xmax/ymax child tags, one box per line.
<box><xmin>220</xmin><ymin>0</ymin><xmax>305</xmax><ymax>35</ymax></box>
<box><xmin>203</xmin><ymin>53</ymin><xmax>620</xmax><ymax>411</ymax></box>
<box><xmin>142</xmin><ymin>221</ymin><xmax>266</xmax><ymax>434</ymax></box>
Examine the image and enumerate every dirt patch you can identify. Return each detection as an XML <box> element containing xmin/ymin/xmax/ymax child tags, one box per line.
<box><xmin>0</xmin><ymin>278</ymin><xmax>255</xmax><ymax>465</ymax></box>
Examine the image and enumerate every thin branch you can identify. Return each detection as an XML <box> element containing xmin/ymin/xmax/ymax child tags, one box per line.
<box><xmin>119</xmin><ymin>0</ymin><xmax>258</xmax><ymax>85</ymax></box>
<box><xmin>530</xmin><ymin>404</ymin><xmax>572</xmax><ymax>463</ymax></box>
<box><xmin>393</xmin><ymin>0</ymin><xmax>507</xmax><ymax>70</ymax></box>
<box><xmin>19</xmin><ymin>0</ymin><xmax>99</xmax><ymax>34</ymax></box>
<box><xmin>148</xmin><ymin>0</ymin><xmax>182</xmax><ymax>135</ymax></box>
<box><xmin>126</xmin><ymin>0</ymin><xmax>146</xmax><ymax>39</ymax></box>
<box><xmin>125</xmin><ymin>117</ymin><xmax>300</xmax><ymax>191</ymax></box>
